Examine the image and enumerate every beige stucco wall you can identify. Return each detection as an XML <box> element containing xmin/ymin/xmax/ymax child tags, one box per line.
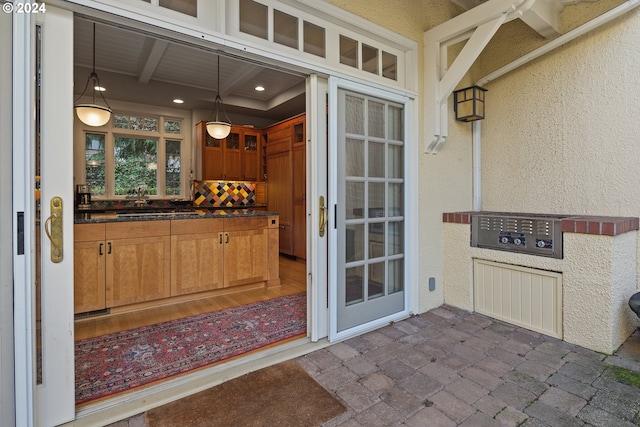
<box><xmin>479</xmin><ymin>7</ymin><xmax>640</xmax><ymax>217</ymax></box>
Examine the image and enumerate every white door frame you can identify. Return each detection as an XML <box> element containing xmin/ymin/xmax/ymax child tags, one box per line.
<box><xmin>13</xmin><ymin>7</ymin><xmax>77</xmax><ymax>427</ymax></box>
<box><xmin>306</xmin><ymin>74</ymin><xmax>329</xmax><ymax>341</ymax></box>
<box><xmin>328</xmin><ymin>76</ymin><xmax>418</xmax><ymax>342</ymax></box>
<box><xmin>35</xmin><ymin>7</ymin><xmax>76</xmax><ymax>426</ymax></box>
<box><xmin>12</xmin><ymin>8</ymin><xmax>36</xmax><ymax>427</ymax></box>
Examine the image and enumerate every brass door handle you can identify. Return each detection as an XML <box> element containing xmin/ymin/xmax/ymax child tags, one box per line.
<box><xmin>319</xmin><ymin>196</ymin><xmax>327</xmax><ymax>237</ymax></box>
<box><xmin>44</xmin><ymin>196</ymin><xmax>63</xmax><ymax>263</ymax></box>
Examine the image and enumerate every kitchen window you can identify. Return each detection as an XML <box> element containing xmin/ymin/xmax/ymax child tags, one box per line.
<box><xmin>80</xmin><ymin>113</ymin><xmax>186</xmax><ymax>198</ymax></box>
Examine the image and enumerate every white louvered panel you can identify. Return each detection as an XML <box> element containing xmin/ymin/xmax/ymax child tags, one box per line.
<box><xmin>473</xmin><ymin>259</ymin><xmax>562</xmax><ymax>338</ymax></box>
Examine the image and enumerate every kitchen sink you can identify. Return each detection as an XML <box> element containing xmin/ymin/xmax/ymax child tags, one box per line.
<box><xmin>116</xmin><ymin>211</ymin><xmax>203</xmax><ymax>217</ymax></box>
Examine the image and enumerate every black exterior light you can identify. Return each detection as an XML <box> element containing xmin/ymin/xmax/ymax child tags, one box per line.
<box><xmin>453</xmin><ymin>85</ymin><xmax>487</xmax><ymax>122</ymax></box>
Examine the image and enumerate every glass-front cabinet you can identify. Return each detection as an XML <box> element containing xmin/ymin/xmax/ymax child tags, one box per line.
<box><xmin>199</xmin><ymin>122</ymin><xmax>262</xmax><ymax>181</ymax></box>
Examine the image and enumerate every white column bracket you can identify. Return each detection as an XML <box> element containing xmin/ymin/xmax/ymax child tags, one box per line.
<box><xmin>424</xmin><ymin>0</ymin><xmax>535</xmax><ymax>153</ymax></box>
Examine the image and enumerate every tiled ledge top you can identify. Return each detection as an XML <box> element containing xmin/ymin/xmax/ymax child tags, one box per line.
<box><xmin>442</xmin><ymin>211</ymin><xmax>639</xmax><ymax>236</ymax></box>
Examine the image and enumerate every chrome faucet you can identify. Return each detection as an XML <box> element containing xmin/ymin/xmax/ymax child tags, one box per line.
<box><xmin>133</xmin><ymin>184</ymin><xmax>148</xmax><ymax>207</ymax></box>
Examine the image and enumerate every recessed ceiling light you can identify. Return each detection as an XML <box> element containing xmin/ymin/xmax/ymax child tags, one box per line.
<box><xmin>94</xmin><ymin>86</ymin><xmax>106</xmax><ymax>92</ymax></box>
<box><xmin>255</xmin><ymin>86</ymin><xmax>265</xmax><ymax>92</ymax></box>
<box><xmin>173</xmin><ymin>99</ymin><xmax>184</xmax><ymax>104</ymax></box>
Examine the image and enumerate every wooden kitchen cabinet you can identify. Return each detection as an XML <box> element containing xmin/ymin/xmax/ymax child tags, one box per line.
<box><xmin>171</xmin><ymin>218</ymin><xmax>225</xmax><ymax>296</ymax></box>
<box><xmin>265</xmin><ymin>113</ymin><xmax>305</xmax><ymax>258</ymax></box>
<box><xmin>105</xmin><ymin>221</ymin><xmax>171</xmax><ymax>308</ymax></box>
<box><xmin>74</xmin><ymin>215</ymin><xmax>280</xmax><ymax>314</ymax></box>
<box><xmin>223</xmin><ymin>217</ymin><xmax>270</xmax><ymax>288</ymax></box>
<box><xmin>172</xmin><ymin>217</ymin><xmax>270</xmax><ymax>291</ymax></box>
<box><xmin>198</xmin><ymin>122</ymin><xmax>262</xmax><ymax>181</ymax></box>
<box><xmin>266</xmin><ymin>150</ymin><xmax>293</xmax><ymax>255</ymax></box>
<box><xmin>74</xmin><ymin>223</ymin><xmax>107</xmax><ymax>314</ymax></box>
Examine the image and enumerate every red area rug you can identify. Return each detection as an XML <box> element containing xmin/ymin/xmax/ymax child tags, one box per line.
<box><xmin>75</xmin><ymin>293</ymin><xmax>306</xmax><ymax>404</ymax></box>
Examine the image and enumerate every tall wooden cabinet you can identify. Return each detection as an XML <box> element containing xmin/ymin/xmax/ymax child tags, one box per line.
<box><xmin>198</xmin><ymin>122</ymin><xmax>262</xmax><ymax>181</ymax></box>
<box><xmin>264</xmin><ymin>113</ymin><xmax>306</xmax><ymax>259</ymax></box>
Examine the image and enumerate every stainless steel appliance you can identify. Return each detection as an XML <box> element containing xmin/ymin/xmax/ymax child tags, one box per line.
<box><xmin>76</xmin><ymin>184</ymin><xmax>91</xmax><ymax>210</ymax></box>
<box><xmin>471</xmin><ymin>213</ymin><xmax>564</xmax><ymax>258</ymax></box>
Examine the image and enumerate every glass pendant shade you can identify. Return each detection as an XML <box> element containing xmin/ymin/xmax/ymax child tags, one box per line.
<box><xmin>74</xmin><ymin>24</ymin><xmax>112</xmax><ymax>127</ymax></box>
<box><xmin>206</xmin><ymin>121</ymin><xmax>231</xmax><ymax>139</ymax></box>
<box><xmin>75</xmin><ymin>103</ymin><xmax>112</xmax><ymax>127</ymax></box>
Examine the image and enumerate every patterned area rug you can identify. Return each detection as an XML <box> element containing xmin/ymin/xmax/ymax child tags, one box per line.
<box><xmin>75</xmin><ymin>293</ymin><xmax>306</xmax><ymax>404</ymax></box>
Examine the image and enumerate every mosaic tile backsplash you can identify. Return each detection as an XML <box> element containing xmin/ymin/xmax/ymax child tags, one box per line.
<box><xmin>193</xmin><ymin>180</ymin><xmax>256</xmax><ymax>207</ymax></box>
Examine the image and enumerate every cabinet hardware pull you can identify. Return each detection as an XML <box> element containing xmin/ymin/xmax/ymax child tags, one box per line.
<box><xmin>44</xmin><ymin>196</ymin><xmax>63</xmax><ymax>263</ymax></box>
<box><xmin>225</xmin><ymin>233</ymin><xmax>229</xmax><ymax>244</ymax></box>
<box><xmin>99</xmin><ymin>243</ymin><xmax>103</xmax><ymax>256</ymax></box>
<box><xmin>108</xmin><ymin>242</ymin><xmax>112</xmax><ymax>254</ymax></box>
<box><xmin>219</xmin><ymin>233</ymin><xmax>223</xmax><ymax>244</ymax></box>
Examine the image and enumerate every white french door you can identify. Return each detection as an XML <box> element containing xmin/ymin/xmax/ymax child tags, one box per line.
<box><xmin>328</xmin><ymin>78</ymin><xmax>410</xmax><ymax>341</ymax></box>
<box><xmin>12</xmin><ymin>6</ymin><xmax>76</xmax><ymax>426</ymax></box>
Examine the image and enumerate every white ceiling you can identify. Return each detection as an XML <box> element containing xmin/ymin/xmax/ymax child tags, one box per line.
<box><xmin>73</xmin><ymin>17</ymin><xmax>307</xmax><ymax>123</ymax></box>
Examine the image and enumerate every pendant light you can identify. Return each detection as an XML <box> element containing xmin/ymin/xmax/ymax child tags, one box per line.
<box><xmin>74</xmin><ymin>23</ymin><xmax>112</xmax><ymax>127</ymax></box>
<box><xmin>206</xmin><ymin>55</ymin><xmax>232</xmax><ymax>139</ymax></box>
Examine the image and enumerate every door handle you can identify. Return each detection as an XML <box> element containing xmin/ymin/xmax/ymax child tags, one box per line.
<box><xmin>319</xmin><ymin>196</ymin><xmax>328</xmax><ymax>237</ymax></box>
<box><xmin>44</xmin><ymin>196</ymin><xmax>63</xmax><ymax>263</ymax></box>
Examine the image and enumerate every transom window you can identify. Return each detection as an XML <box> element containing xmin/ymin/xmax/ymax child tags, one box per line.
<box><xmin>237</xmin><ymin>0</ymin><xmax>398</xmax><ymax>81</ymax></box>
<box><xmin>80</xmin><ymin>113</ymin><xmax>186</xmax><ymax>198</ymax></box>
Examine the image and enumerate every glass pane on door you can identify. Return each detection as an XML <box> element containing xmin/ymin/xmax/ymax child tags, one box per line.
<box><xmin>337</xmin><ymin>89</ymin><xmax>405</xmax><ymax>333</ymax></box>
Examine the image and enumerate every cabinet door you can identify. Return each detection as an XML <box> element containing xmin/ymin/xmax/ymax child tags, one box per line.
<box><xmin>73</xmin><ymin>240</ymin><xmax>106</xmax><ymax>313</ymax></box>
<box><xmin>224</xmin><ymin>131</ymin><xmax>242</xmax><ymax>180</ymax></box>
<box><xmin>106</xmin><ymin>236</ymin><xmax>171</xmax><ymax>307</ymax></box>
<box><xmin>242</xmin><ymin>131</ymin><xmax>259</xmax><ymax>181</ymax></box>
<box><xmin>171</xmin><ymin>232</ymin><xmax>225</xmax><ymax>295</ymax></box>
<box><xmin>266</xmin><ymin>150</ymin><xmax>293</xmax><ymax>255</ymax></box>
<box><xmin>292</xmin><ymin>144</ymin><xmax>306</xmax><ymax>259</ymax></box>
<box><xmin>223</xmin><ymin>228</ymin><xmax>269</xmax><ymax>287</ymax></box>
<box><xmin>199</xmin><ymin>121</ymin><xmax>224</xmax><ymax>179</ymax></box>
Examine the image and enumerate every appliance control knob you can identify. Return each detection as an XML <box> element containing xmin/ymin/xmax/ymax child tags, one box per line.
<box><xmin>537</xmin><ymin>240</ymin><xmax>546</xmax><ymax>248</ymax></box>
<box><xmin>514</xmin><ymin>238</ymin><xmax>522</xmax><ymax>245</ymax></box>
<box><xmin>500</xmin><ymin>237</ymin><xmax>509</xmax><ymax>244</ymax></box>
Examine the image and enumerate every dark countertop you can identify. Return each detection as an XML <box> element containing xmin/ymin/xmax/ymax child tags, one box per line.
<box><xmin>74</xmin><ymin>209</ymin><xmax>279</xmax><ymax>224</ymax></box>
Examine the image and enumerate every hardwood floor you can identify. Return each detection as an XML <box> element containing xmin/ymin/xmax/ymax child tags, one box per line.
<box><xmin>75</xmin><ymin>256</ymin><xmax>306</xmax><ymax>340</ymax></box>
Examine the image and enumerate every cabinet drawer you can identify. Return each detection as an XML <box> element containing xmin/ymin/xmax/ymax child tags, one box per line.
<box><xmin>224</xmin><ymin>216</ymin><xmax>268</xmax><ymax>231</ymax></box>
<box><xmin>171</xmin><ymin>218</ymin><xmax>224</xmax><ymax>235</ymax></box>
<box><xmin>266</xmin><ymin>136</ymin><xmax>291</xmax><ymax>155</ymax></box>
<box><xmin>75</xmin><ymin>223</ymin><xmax>106</xmax><ymax>242</ymax></box>
<box><xmin>106</xmin><ymin>220</ymin><xmax>170</xmax><ymax>239</ymax></box>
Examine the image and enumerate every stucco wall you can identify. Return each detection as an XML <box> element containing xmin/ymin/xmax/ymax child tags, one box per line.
<box><xmin>479</xmin><ymin>8</ymin><xmax>640</xmax><ymax>217</ymax></box>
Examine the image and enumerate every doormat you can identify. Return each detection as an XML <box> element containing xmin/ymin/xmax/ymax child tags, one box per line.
<box><xmin>75</xmin><ymin>293</ymin><xmax>306</xmax><ymax>404</ymax></box>
<box><xmin>145</xmin><ymin>360</ymin><xmax>346</xmax><ymax>427</ymax></box>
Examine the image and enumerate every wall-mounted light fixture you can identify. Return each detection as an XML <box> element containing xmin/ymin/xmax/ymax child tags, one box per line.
<box><xmin>453</xmin><ymin>86</ymin><xmax>487</xmax><ymax>122</ymax></box>
<box><xmin>206</xmin><ymin>55</ymin><xmax>232</xmax><ymax>139</ymax></box>
<box><xmin>74</xmin><ymin>23</ymin><xmax>112</xmax><ymax>127</ymax></box>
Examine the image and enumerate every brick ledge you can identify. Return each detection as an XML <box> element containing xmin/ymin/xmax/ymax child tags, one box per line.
<box><xmin>442</xmin><ymin>211</ymin><xmax>639</xmax><ymax>236</ymax></box>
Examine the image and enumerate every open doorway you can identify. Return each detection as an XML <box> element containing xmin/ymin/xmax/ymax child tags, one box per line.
<box><xmin>71</xmin><ymin>17</ymin><xmax>310</xmax><ymax>407</ymax></box>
